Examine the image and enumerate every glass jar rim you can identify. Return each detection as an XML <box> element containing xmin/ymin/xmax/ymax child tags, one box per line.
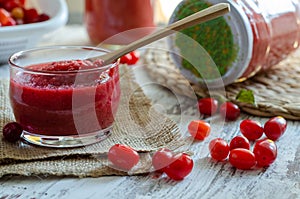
<box><xmin>8</xmin><ymin>45</ymin><xmax>118</xmax><ymax>75</ymax></box>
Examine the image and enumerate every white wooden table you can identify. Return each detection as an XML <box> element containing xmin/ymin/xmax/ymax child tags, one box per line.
<box><xmin>0</xmin><ymin>25</ymin><xmax>299</xmax><ymax>199</ymax></box>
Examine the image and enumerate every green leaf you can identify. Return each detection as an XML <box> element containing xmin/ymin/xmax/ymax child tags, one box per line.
<box><xmin>236</xmin><ymin>89</ymin><xmax>255</xmax><ymax>105</ymax></box>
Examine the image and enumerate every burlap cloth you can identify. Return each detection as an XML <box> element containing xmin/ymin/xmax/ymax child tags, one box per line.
<box><xmin>144</xmin><ymin>39</ymin><xmax>300</xmax><ymax>120</ymax></box>
<box><xmin>0</xmin><ymin>65</ymin><xmax>184</xmax><ymax>178</ymax></box>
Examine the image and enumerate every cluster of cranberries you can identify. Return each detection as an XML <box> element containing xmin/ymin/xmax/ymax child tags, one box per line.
<box><xmin>198</xmin><ymin>97</ymin><xmax>241</xmax><ymax>120</ymax></box>
<box><xmin>209</xmin><ymin>116</ymin><xmax>286</xmax><ymax>170</ymax></box>
<box><xmin>107</xmin><ymin>144</ymin><xmax>193</xmax><ymax>181</ymax></box>
<box><xmin>0</xmin><ymin>0</ymin><xmax>50</xmax><ymax>27</ymax></box>
<box><xmin>190</xmin><ymin>97</ymin><xmax>287</xmax><ymax>170</ymax></box>
<box><xmin>185</xmin><ymin>98</ymin><xmax>241</xmax><ymax>142</ymax></box>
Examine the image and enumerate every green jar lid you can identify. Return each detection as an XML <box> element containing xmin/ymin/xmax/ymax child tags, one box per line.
<box><xmin>168</xmin><ymin>0</ymin><xmax>253</xmax><ymax>88</ymax></box>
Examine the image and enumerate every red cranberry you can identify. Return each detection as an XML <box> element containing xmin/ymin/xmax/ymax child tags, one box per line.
<box><xmin>2</xmin><ymin>122</ymin><xmax>23</xmax><ymax>142</ymax></box>
<box><xmin>253</xmin><ymin>138</ymin><xmax>277</xmax><ymax>167</ymax></box>
<box><xmin>219</xmin><ymin>102</ymin><xmax>240</xmax><ymax>121</ymax></box>
<box><xmin>198</xmin><ymin>97</ymin><xmax>218</xmax><ymax>116</ymax></box>
<box><xmin>264</xmin><ymin>116</ymin><xmax>287</xmax><ymax>141</ymax></box>
<box><xmin>240</xmin><ymin>119</ymin><xmax>264</xmax><ymax>141</ymax></box>
<box><xmin>3</xmin><ymin>0</ymin><xmax>20</xmax><ymax>12</ymax></box>
<box><xmin>24</xmin><ymin>8</ymin><xmax>39</xmax><ymax>24</ymax></box>
<box><xmin>38</xmin><ymin>13</ymin><xmax>50</xmax><ymax>22</ymax></box>
<box><xmin>229</xmin><ymin>135</ymin><xmax>250</xmax><ymax>150</ymax></box>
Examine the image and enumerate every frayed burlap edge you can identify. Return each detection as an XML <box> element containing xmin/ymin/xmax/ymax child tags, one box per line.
<box><xmin>0</xmin><ymin>153</ymin><xmax>153</xmax><ymax>178</ymax></box>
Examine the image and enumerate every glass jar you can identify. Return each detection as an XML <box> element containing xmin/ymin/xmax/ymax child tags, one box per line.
<box><xmin>169</xmin><ymin>0</ymin><xmax>300</xmax><ymax>88</ymax></box>
<box><xmin>84</xmin><ymin>0</ymin><xmax>156</xmax><ymax>46</ymax></box>
<box><xmin>9</xmin><ymin>46</ymin><xmax>120</xmax><ymax>148</ymax></box>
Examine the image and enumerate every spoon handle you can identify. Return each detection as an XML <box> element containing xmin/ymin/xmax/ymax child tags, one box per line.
<box><xmin>99</xmin><ymin>3</ymin><xmax>230</xmax><ymax>64</ymax></box>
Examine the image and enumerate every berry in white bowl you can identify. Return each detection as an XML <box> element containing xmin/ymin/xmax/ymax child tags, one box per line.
<box><xmin>0</xmin><ymin>0</ymin><xmax>68</xmax><ymax>63</ymax></box>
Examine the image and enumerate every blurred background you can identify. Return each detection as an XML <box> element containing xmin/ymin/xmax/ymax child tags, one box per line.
<box><xmin>65</xmin><ymin>0</ymin><xmax>182</xmax><ymax>25</ymax></box>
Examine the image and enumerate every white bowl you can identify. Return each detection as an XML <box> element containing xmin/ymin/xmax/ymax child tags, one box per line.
<box><xmin>0</xmin><ymin>0</ymin><xmax>68</xmax><ymax>64</ymax></box>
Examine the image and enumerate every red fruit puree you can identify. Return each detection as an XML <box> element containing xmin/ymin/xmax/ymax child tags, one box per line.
<box><xmin>9</xmin><ymin>60</ymin><xmax>120</xmax><ymax>136</ymax></box>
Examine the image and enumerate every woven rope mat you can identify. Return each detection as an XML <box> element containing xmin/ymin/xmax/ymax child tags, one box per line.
<box><xmin>0</xmin><ymin>65</ymin><xmax>183</xmax><ymax>178</ymax></box>
<box><xmin>144</xmin><ymin>39</ymin><xmax>300</xmax><ymax>120</ymax></box>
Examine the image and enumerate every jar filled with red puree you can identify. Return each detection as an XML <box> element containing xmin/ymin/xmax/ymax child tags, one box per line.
<box><xmin>9</xmin><ymin>46</ymin><xmax>120</xmax><ymax>148</ymax></box>
<box><xmin>169</xmin><ymin>0</ymin><xmax>300</xmax><ymax>88</ymax></box>
<box><xmin>85</xmin><ymin>0</ymin><xmax>156</xmax><ymax>45</ymax></box>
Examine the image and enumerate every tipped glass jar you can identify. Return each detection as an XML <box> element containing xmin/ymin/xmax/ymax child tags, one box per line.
<box><xmin>169</xmin><ymin>0</ymin><xmax>300</xmax><ymax>88</ymax></box>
